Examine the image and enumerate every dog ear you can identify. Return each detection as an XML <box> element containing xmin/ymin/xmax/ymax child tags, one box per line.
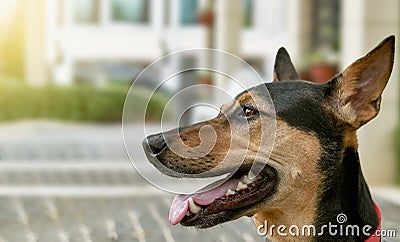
<box><xmin>325</xmin><ymin>36</ymin><xmax>395</xmax><ymax>128</ymax></box>
<box><xmin>273</xmin><ymin>47</ymin><xmax>299</xmax><ymax>81</ymax></box>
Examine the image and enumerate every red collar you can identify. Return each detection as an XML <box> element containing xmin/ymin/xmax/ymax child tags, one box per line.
<box><xmin>365</xmin><ymin>203</ymin><xmax>381</xmax><ymax>242</ymax></box>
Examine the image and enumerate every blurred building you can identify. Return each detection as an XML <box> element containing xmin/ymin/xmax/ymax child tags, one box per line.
<box><xmin>25</xmin><ymin>0</ymin><xmax>290</xmax><ymax>86</ymax></box>
<box><xmin>24</xmin><ymin>0</ymin><xmax>400</xmax><ymax>184</ymax></box>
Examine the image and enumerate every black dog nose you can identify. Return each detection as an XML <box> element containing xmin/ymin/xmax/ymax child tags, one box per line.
<box><xmin>144</xmin><ymin>133</ymin><xmax>166</xmax><ymax>155</ymax></box>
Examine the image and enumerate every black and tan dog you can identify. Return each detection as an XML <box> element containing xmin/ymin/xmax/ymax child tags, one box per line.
<box><xmin>143</xmin><ymin>36</ymin><xmax>395</xmax><ymax>241</ymax></box>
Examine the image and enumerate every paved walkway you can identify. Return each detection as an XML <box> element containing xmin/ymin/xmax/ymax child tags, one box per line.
<box><xmin>0</xmin><ymin>122</ymin><xmax>261</xmax><ymax>242</ymax></box>
<box><xmin>0</xmin><ymin>121</ymin><xmax>398</xmax><ymax>241</ymax></box>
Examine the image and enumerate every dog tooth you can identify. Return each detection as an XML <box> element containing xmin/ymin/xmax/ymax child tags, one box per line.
<box><xmin>236</xmin><ymin>181</ymin><xmax>248</xmax><ymax>191</ymax></box>
<box><xmin>226</xmin><ymin>189</ymin><xmax>236</xmax><ymax>196</ymax></box>
<box><xmin>247</xmin><ymin>171</ymin><xmax>263</xmax><ymax>182</ymax></box>
<box><xmin>186</xmin><ymin>211</ymin><xmax>190</xmax><ymax>216</ymax></box>
<box><xmin>188</xmin><ymin>198</ymin><xmax>201</xmax><ymax>214</ymax></box>
<box><xmin>248</xmin><ymin>171</ymin><xmax>256</xmax><ymax>180</ymax></box>
<box><xmin>243</xmin><ymin>175</ymin><xmax>250</xmax><ymax>184</ymax></box>
<box><xmin>247</xmin><ymin>171</ymin><xmax>258</xmax><ymax>183</ymax></box>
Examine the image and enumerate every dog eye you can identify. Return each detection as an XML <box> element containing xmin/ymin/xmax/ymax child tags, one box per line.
<box><xmin>242</xmin><ymin>106</ymin><xmax>258</xmax><ymax>118</ymax></box>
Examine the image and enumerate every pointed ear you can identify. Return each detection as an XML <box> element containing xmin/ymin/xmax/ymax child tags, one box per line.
<box><xmin>273</xmin><ymin>47</ymin><xmax>299</xmax><ymax>81</ymax></box>
<box><xmin>325</xmin><ymin>36</ymin><xmax>395</xmax><ymax>128</ymax></box>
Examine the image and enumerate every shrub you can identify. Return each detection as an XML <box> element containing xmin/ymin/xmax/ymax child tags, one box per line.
<box><xmin>0</xmin><ymin>82</ymin><xmax>167</xmax><ymax>123</ymax></box>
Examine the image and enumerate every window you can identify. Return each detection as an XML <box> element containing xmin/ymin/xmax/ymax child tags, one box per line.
<box><xmin>112</xmin><ymin>0</ymin><xmax>149</xmax><ymax>23</ymax></box>
<box><xmin>180</xmin><ymin>0</ymin><xmax>198</xmax><ymax>25</ymax></box>
<box><xmin>72</xmin><ymin>0</ymin><xmax>100</xmax><ymax>24</ymax></box>
<box><xmin>311</xmin><ymin>0</ymin><xmax>340</xmax><ymax>51</ymax></box>
<box><xmin>243</xmin><ymin>0</ymin><xmax>253</xmax><ymax>27</ymax></box>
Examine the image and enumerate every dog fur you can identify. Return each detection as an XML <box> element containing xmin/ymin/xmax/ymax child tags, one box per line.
<box><xmin>144</xmin><ymin>36</ymin><xmax>395</xmax><ymax>241</ymax></box>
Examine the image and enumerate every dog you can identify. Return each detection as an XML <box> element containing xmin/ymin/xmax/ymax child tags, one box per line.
<box><xmin>143</xmin><ymin>36</ymin><xmax>395</xmax><ymax>241</ymax></box>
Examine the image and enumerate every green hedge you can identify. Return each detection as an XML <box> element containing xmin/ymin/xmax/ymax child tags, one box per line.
<box><xmin>0</xmin><ymin>83</ymin><xmax>167</xmax><ymax>123</ymax></box>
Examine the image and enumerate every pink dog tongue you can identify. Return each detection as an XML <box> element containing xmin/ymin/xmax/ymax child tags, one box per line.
<box><xmin>169</xmin><ymin>178</ymin><xmax>239</xmax><ymax>225</ymax></box>
<box><xmin>169</xmin><ymin>195</ymin><xmax>189</xmax><ymax>225</ymax></box>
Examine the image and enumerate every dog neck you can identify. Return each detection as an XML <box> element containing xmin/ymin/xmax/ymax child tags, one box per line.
<box><xmin>253</xmin><ymin>210</ymin><xmax>316</xmax><ymax>241</ymax></box>
<box><xmin>315</xmin><ymin>147</ymin><xmax>378</xmax><ymax>241</ymax></box>
<box><xmin>252</xmin><ymin>147</ymin><xmax>378</xmax><ymax>242</ymax></box>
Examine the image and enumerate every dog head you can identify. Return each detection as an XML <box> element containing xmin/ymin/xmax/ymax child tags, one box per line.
<box><xmin>143</xmin><ymin>36</ymin><xmax>395</xmax><ymax>238</ymax></box>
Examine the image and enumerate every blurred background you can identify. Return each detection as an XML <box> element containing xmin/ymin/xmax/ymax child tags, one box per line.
<box><xmin>0</xmin><ymin>0</ymin><xmax>399</xmax><ymax>241</ymax></box>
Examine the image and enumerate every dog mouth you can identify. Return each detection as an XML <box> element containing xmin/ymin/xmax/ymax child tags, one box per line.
<box><xmin>169</xmin><ymin>165</ymin><xmax>278</xmax><ymax>228</ymax></box>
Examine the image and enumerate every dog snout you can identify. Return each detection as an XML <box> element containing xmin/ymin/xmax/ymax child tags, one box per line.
<box><xmin>143</xmin><ymin>133</ymin><xmax>166</xmax><ymax>155</ymax></box>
